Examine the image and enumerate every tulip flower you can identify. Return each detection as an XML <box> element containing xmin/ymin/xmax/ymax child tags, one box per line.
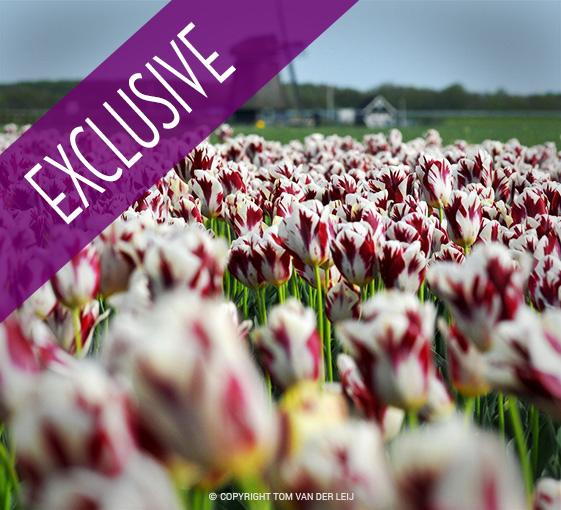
<box><xmin>19</xmin><ymin>282</ymin><xmax>56</xmax><ymax>321</ymax></box>
<box><xmin>337</xmin><ymin>291</ymin><xmax>436</xmax><ymax>410</ymax></box>
<box><xmin>326</xmin><ymin>281</ymin><xmax>361</xmax><ymax>322</ymax></box>
<box><xmin>132</xmin><ymin>188</ymin><xmax>170</xmax><ymax>222</ymax></box>
<box><xmin>46</xmin><ymin>301</ymin><xmax>108</xmax><ymax>357</ymax></box>
<box><xmin>173</xmin><ymin>195</ymin><xmax>203</xmax><ymax>224</ymax></box>
<box><xmin>175</xmin><ymin>143</ymin><xmax>216</xmax><ymax>183</ymax></box>
<box><xmin>254</xmin><ymin>299</ymin><xmax>322</xmax><ymax>390</ymax></box>
<box><xmin>273</xmin><ymin>192</ymin><xmax>301</xmax><ymax>220</ymax></box>
<box><xmin>228</xmin><ymin>232</ymin><xmax>262</xmax><ymax>288</ymax></box>
<box><xmin>465</xmin><ymin>182</ymin><xmax>495</xmax><ymax>206</ymax></box>
<box><xmin>431</xmin><ymin>243</ymin><xmax>465</xmax><ymax>264</ymax></box>
<box><xmin>456</xmin><ymin>149</ymin><xmax>493</xmax><ymax>188</ymax></box>
<box><xmin>444</xmin><ymin>189</ymin><xmax>483</xmax><ymax>249</ymax></box>
<box><xmin>543</xmin><ymin>181</ymin><xmax>561</xmax><ymax>216</ymax></box>
<box><xmin>253</xmin><ymin>225</ymin><xmax>293</xmax><ymax>286</ymax></box>
<box><xmin>511</xmin><ymin>187</ymin><xmax>548</xmax><ymax>224</ymax></box>
<box><xmin>278</xmin><ymin>200</ymin><xmax>332</xmax><ymax>268</ymax></box>
<box><xmin>370</xmin><ymin>165</ymin><xmax>416</xmax><ymax>203</ymax></box>
<box><xmin>390</xmin><ymin>419</ymin><xmax>525</xmax><ymax>510</ymax></box>
<box><xmin>401</xmin><ymin>212</ymin><xmax>435</xmax><ymax>256</ymax></box>
<box><xmin>51</xmin><ymin>245</ymin><xmax>100</xmax><ymax>309</ymax></box>
<box><xmin>364</xmin><ymin>133</ymin><xmax>390</xmax><ymax>154</ymax></box>
<box><xmin>277</xmin><ymin>382</ymin><xmax>349</xmax><ymax>458</ymax></box>
<box><xmin>218</xmin><ymin>161</ymin><xmax>248</xmax><ymax>196</ymax></box>
<box><xmin>269</xmin><ymin>161</ymin><xmax>295</xmax><ymax>181</ymax></box>
<box><xmin>507</xmin><ymin>220</ymin><xmax>539</xmax><ymax>249</ymax></box>
<box><xmin>478</xmin><ymin>218</ymin><xmax>502</xmax><ymax>243</ymax></box>
<box><xmin>528</xmin><ymin>255</ymin><xmax>561</xmax><ymax>310</ymax></box>
<box><xmin>376</xmin><ymin>239</ymin><xmax>427</xmax><ymax>293</ymax></box>
<box><xmin>104</xmin><ymin>291</ymin><xmax>277</xmax><ymax>477</ymax></box>
<box><xmin>438</xmin><ymin>320</ymin><xmax>490</xmax><ymax>396</ymax></box>
<box><xmin>488</xmin><ymin>307</ymin><xmax>561</xmax><ymax>419</ymax></box>
<box><xmin>215</xmin><ymin>123</ymin><xmax>234</xmax><ymax>142</ymax></box>
<box><xmin>99</xmin><ymin>215</ymin><xmax>153</xmax><ymax>269</ymax></box>
<box><xmin>418</xmin><ymin>373</ymin><xmax>454</xmax><ymax>422</ymax></box>
<box><xmin>331</xmin><ymin>222</ymin><xmax>377</xmax><ymax>286</ymax></box>
<box><xmin>276</xmin><ymin>382</ymin><xmax>394</xmax><ymax>509</ymax></box>
<box><xmin>271</xmin><ymin>178</ymin><xmax>304</xmax><ymax>208</ymax></box>
<box><xmin>143</xmin><ymin>225</ymin><xmax>228</xmax><ymax>298</ymax></box>
<box><xmin>271</xmin><ymin>420</ymin><xmax>396</xmax><ymax>510</ymax></box>
<box><xmin>337</xmin><ymin>354</ymin><xmax>404</xmax><ymax>440</ymax></box>
<box><xmin>424</xmin><ymin>128</ymin><xmax>442</xmax><ymax>146</ymax></box>
<box><xmin>534</xmin><ymin>478</ymin><xmax>561</xmax><ymax>510</ymax></box>
<box><xmin>12</xmin><ymin>362</ymin><xmax>135</xmax><ymax>490</ymax></box>
<box><xmin>416</xmin><ymin>154</ymin><xmax>453</xmax><ymax>209</ymax></box>
<box><xmin>386</xmin><ymin>215</ymin><xmax>435</xmax><ymax>258</ymax></box>
<box><xmin>34</xmin><ymin>453</ymin><xmax>181</xmax><ymax>510</ymax></box>
<box><xmin>328</xmin><ymin>173</ymin><xmax>357</xmax><ymax>202</ymax></box>
<box><xmin>96</xmin><ymin>221</ymin><xmax>142</xmax><ymax>298</ymax></box>
<box><xmin>492</xmin><ymin>164</ymin><xmax>515</xmax><ymax>203</ymax></box>
<box><xmin>390</xmin><ymin>196</ymin><xmax>429</xmax><ymax>222</ymax></box>
<box><xmin>385</xmin><ymin>221</ymin><xmax>418</xmax><ymax>246</ymax></box>
<box><xmin>0</xmin><ymin>316</ymin><xmax>43</xmax><ymax>417</ymax></box>
<box><xmin>225</xmin><ymin>192</ymin><xmax>263</xmax><ymax>236</ymax></box>
<box><xmin>190</xmin><ymin>170</ymin><xmax>224</xmax><ymax>219</ymax></box>
<box><xmin>337</xmin><ymin>353</ymin><xmax>379</xmax><ymax>418</ymax></box>
<box><xmin>427</xmin><ymin>243</ymin><xmax>525</xmax><ymax>351</ymax></box>
<box><xmin>388</xmin><ymin>128</ymin><xmax>403</xmax><ymax>151</ymax></box>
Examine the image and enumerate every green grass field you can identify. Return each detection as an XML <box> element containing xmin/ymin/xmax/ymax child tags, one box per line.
<box><xmin>231</xmin><ymin>116</ymin><xmax>561</xmax><ymax>147</ymax></box>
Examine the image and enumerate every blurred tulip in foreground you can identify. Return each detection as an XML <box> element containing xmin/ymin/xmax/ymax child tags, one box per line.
<box><xmin>51</xmin><ymin>245</ymin><xmax>100</xmax><ymax>308</ymax></box>
<box><xmin>337</xmin><ymin>354</ymin><xmax>404</xmax><ymax>440</ymax></box>
<box><xmin>35</xmin><ymin>453</ymin><xmax>181</xmax><ymax>510</ymax></box>
<box><xmin>254</xmin><ymin>299</ymin><xmax>322</xmax><ymax>390</ymax></box>
<box><xmin>391</xmin><ymin>418</ymin><xmax>525</xmax><ymax>510</ymax></box>
<box><xmin>271</xmin><ymin>420</ymin><xmax>395</xmax><ymax>510</ymax></box>
<box><xmin>427</xmin><ymin>243</ymin><xmax>525</xmax><ymax>351</ymax></box>
<box><xmin>337</xmin><ymin>291</ymin><xmax>436</xmax><ymax>411</ymax></box>
<box><xmin>534</xmin><ymin>478</ymin><xmax>561</xmax><ymax>510</ymax></box>
<box><xmin>13</xmin><ymin>362</ymin><xmax>135</xmax><ymax>493</ymax></box>
<box><xmin>104</xmin><ymin>291</ymin><xmax>277</xmax><ymax>479</ymax></box>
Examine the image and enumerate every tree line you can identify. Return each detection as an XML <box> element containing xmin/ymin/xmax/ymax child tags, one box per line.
<box><xmin>1</xmin><ymin>80</ymin><xmax>560</xmax><ymax>112</ymax></box>
<box><xmin>292</xmin><ymin>83</ymin><xmax>561</xmax><ymax>111</ymax></box>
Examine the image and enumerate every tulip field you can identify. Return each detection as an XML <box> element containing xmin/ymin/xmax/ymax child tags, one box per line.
<box><xmin>3</xmin><ymin>122</ymin><xmax>561</xmax><ymax>509</ymax></box>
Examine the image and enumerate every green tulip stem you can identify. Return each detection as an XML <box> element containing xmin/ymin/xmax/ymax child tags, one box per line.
<box><xmin>497</xmin><ymin>392</ymin><xmax>505</xmax><ymax>440</ymax></box>
<box><xmin>313</xmin><ymin>264</ymin><xmax>331</xmax><ymax>382</ymax></box>
<box><xmin>508</xmin><ymin>397</ymin><xmax>533</xmax><ymax>502</ymax></box>
<box><xmin>72</xmin><ymin>307</ymin><xmax>83</xmax><ymax>357</ymax></box>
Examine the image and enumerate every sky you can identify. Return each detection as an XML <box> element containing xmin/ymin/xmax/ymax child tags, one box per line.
<box><xmin>0</xmin><ymin>0</ymin><xmax>559</xmax><ymax>94</ymax></box>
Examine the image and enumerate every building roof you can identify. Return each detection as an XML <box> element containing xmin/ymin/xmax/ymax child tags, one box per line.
<box><xmin>361</xmin><ymin>95</ymin><xmax>397</xmax><ymax>115</ymax></box>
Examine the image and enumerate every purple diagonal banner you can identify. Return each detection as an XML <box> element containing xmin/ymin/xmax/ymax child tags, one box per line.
<box><xmin>0</xmin><ymin>0</ymin><xmax>357</xmax><ymax>321</ymax></box>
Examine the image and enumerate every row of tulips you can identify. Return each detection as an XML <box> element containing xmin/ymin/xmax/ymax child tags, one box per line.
<box><xmin>1</xmin><ymin>122</ymin><xmax>561</xmax><ymax>509</ymax></box>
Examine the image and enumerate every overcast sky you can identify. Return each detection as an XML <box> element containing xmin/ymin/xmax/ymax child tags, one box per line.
<box><xmin>0</xmin><ymin>0</ymin><xmax>559</xmax><ymax>93</ymax></box>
